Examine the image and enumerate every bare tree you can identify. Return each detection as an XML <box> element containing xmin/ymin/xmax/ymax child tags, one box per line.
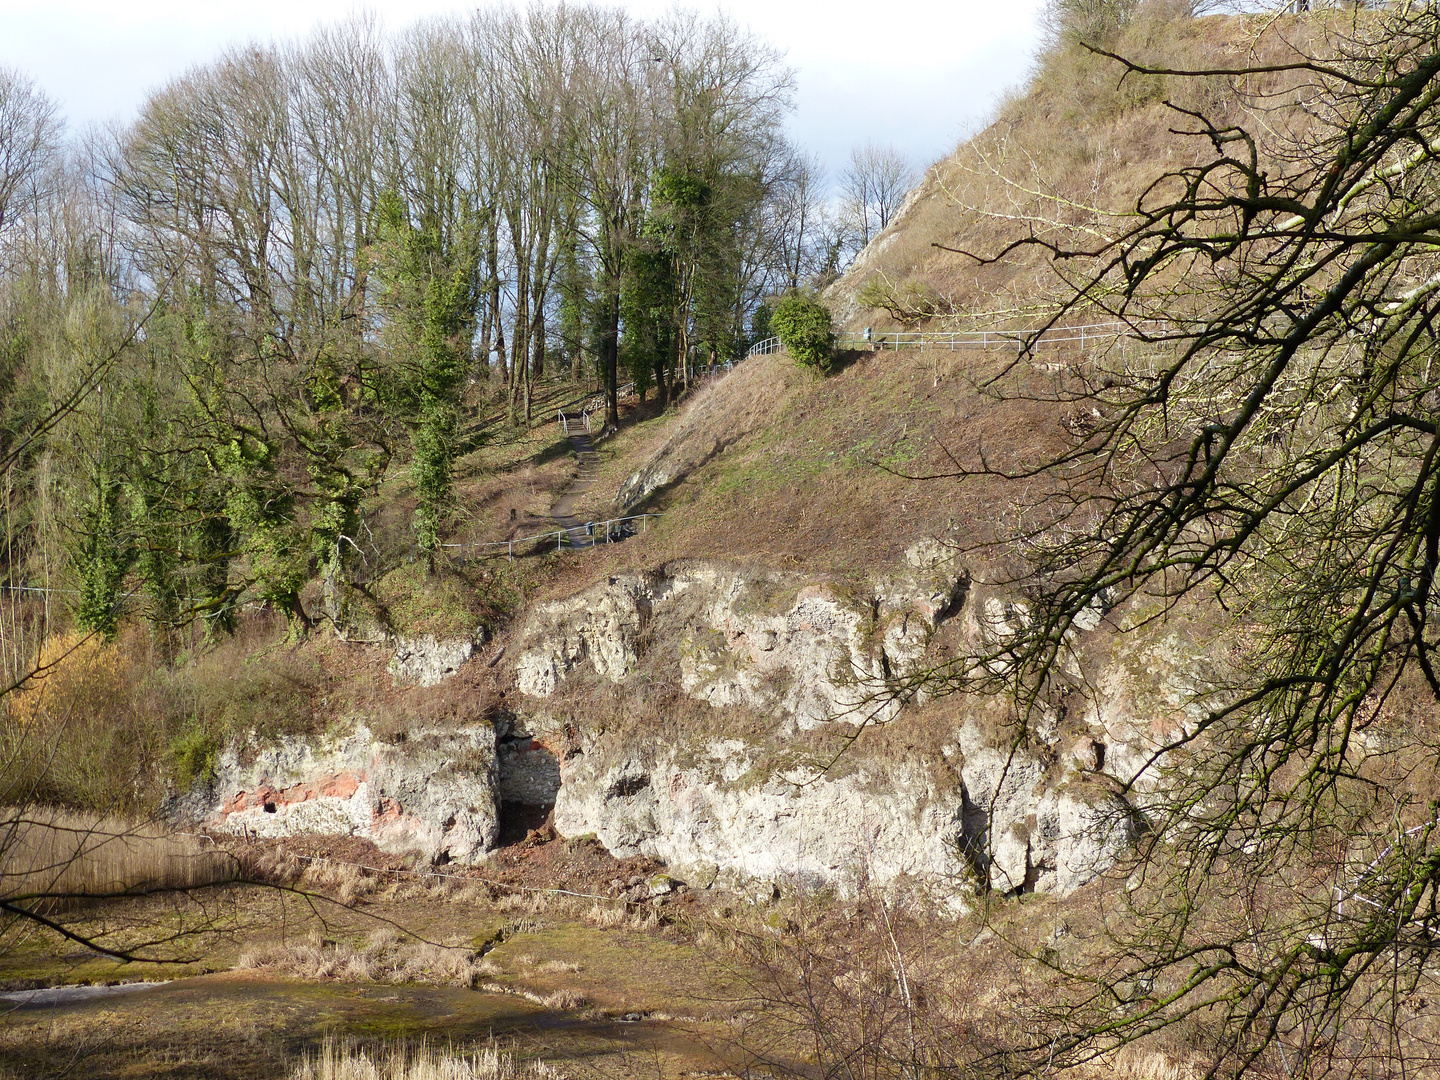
<box><xmin>0</xmin><ymin>68</ymin><xmax>61</xmax><ymax>271</ymax></box>
<box><xmin>770</xmin><ymin>147</ymin><xmax>827</xmax><ymax>290</ymax></box>
<box><xmin>841</xmin><ymin>141</ymin><xmax>913</xmax><ymax>249</ymax></box>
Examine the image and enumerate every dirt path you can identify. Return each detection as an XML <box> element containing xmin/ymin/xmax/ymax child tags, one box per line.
<box><xmin>551</xmin><ymin>427</ymin><xmax>603</xmax><ymax>546</ymax></box>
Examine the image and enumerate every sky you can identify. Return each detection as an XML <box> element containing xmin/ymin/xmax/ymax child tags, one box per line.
<box><xmin>0</xmin><ymin>0</ymin><xmax>1047</xmax><ymax>188</ymax></box>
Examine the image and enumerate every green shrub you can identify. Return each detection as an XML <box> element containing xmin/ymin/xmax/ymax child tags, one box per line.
<box><xmin>771</xmin><ymin>292</ymin><xmax>834</xmax><ymax>370</ymax></box>
<box><xmin>171</xmin><ymin>720</ymin><xmax>221</xmax><ymax>791</ymax></box>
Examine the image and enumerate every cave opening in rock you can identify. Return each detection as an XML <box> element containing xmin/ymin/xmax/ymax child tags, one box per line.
<box><xmin>497</xmin><ymin>801</ymin><xmax>555</xmax><ymax>847</ymax></box>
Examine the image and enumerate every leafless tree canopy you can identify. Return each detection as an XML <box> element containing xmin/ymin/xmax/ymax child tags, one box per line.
<box><xmin>842</xmin><ymin>141</ymin><xmax>914</xmax><ymax>249</ymax></box>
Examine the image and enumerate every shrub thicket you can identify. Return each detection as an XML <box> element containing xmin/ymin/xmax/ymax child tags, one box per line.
<box><xmin>0</xmin><ymin>614</ymin><xmax>328</xmax><ymax>808</ymax></box>
<box><xmin>771</xmin><ymin>292</ymin><xmax>834</xmax><ymax>370</ymax></box>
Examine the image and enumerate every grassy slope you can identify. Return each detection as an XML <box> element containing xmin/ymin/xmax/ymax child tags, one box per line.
<box><xmin>827</xmin><ymin>5</ymin><xmax>1322</xmax><ymax>331</ymax></box>
<box><xmin>520</xmin><ymin>7</ymin><xmax>1334</xmax><ymax>599</ymax></box>
<box><xmin>527</xmin><ymin>342</ymin><xmax>1079</xmax><ymax>597</ymax></box>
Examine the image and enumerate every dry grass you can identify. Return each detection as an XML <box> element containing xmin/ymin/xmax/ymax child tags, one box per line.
<box><xmin>238</xmin><ymin>928</ymin><xmax>498</xmax><ymax>988</ymax></box>
<box><xmin>538</xmin><ymin>988</ymin><xmax>587</xmax><ymax>1010</ymax></box>
<box><xmin>583</xmin><ymin>901</ymin><xmax>628</xmax><ymax>928</ymax></box>
<box><xmin>1108</xmin><ymin>1046</ymin><xmax>1203</xmax><ymax>1080</ymax></box>
<box><xmin>829</xmin><ymin>3</ymin><xmax>1326</xmax><ymax>332</ymax></box>
<box><xmin>0</xmin><ymin>808</ymin><xmax>236</xmax><ymax>907</ymax></box>
<box><xmin>289</xmin><ymin>1037</ymin><xmax>564</xmax><ymax>1080</ymax></box>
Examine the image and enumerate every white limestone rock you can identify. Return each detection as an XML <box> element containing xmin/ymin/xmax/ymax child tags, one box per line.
<box><xmin>388</xmin><ymin>634</ymin><xmax>479</xmax><ymax>688</ymax></box>
<box><xmin>513</xmin><ymin>552</ymin><xmax>967</xmax><ymax>730</ymax></box>
<box><xmin>552</xmin><ymin>740</ymin><xmax>970</xmax><ymax>903</ymax></box>
<box><xmin>202</xmin><ymin>722</ymin><xmax>499</xmax><ymax>864</ymax></box>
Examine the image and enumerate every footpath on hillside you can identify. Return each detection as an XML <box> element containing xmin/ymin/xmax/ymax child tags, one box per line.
<box><xmin>551</xmin><ymin>424</ymin><xmax>603</xmax><ymax>546</ymax></box>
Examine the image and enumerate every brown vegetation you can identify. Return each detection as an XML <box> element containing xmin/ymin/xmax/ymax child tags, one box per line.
<box><xmin>288</xmin><ymin>1038</ymin><xmax>564</xmax><ymax>1080</ymax></box>
<box><xmin>0</xmin><ymin>809</ymin><xmax>236</xmax><ymax>909</ymax></box>
<box><xmin>239</xmin><ymin>928</ymin><xmax>499</xmax><ymax>989</ymax></box>
<box><xmin>830</xmin><ymin>3</ymin><xmax>1323</xmax><ymax>331</ymax></box>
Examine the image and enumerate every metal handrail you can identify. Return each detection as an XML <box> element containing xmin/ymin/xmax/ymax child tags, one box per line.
<box><xmin>443</xmin><ymin>512</ymin><xmax>662</xmax><ymax>561</ymax></box>
<box><xmin>746</xmin><ymin>321</ymin><xmax>1161</xmax><ymax>358</ymax></box>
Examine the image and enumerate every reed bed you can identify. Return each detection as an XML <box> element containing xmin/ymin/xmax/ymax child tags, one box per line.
<box><xmin>0</xmin><ymin>807</ymin><xmax>237</xmax><ymax>908</ymax></box>
<box><xmin>289</xmin><ymin>1037</ymin><xmax>563</xmax><ymax>1080</ymax></box>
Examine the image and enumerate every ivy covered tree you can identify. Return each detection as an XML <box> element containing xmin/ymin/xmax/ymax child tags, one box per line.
<box><xmin>373</xmin><ymin>191</ymin><xmax>481</xmax><ymax>565</ymax></box>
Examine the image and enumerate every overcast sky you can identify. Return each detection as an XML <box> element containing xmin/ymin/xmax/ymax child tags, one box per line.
<box><xmin>0</xmin><ymin>0</ymin><xmax>1045</xmax><ymax>188</ymax></box>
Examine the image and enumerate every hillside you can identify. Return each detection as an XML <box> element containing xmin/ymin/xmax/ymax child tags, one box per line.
<box><xmin>10</xmin><ymin>4</ymin><xmax>1440</xmax><ymax>1077</ymax></box>
<box><xmin>829</xmin><ymin>5</ymin><xmax>1320</xmax><ymax>330</ymax></box>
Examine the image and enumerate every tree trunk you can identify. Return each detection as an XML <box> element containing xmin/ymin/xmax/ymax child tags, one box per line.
<box><xmin>509</xmin><ymin>269</ymin><xmax>528</xmax><ymax>426</ymax></box>
<box><xmin>488</xmin><ymin>218</ymin><xmax>505</xmax><ymax>382</ymax></box>
<box><xmin>601</xmin><ymin>287</ymin><xmax>620</xmax><ymax>431</ymax></box>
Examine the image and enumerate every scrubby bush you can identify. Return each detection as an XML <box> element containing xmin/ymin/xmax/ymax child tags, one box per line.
<box><xmin>770</xmin><ymin>291</ymin><xmax>834</xmax><ymax>370</ymax></box>
<box><xmin>0</xmin><ymin>613</ymin><xmax>329</xmax><ymax>810</ymax></box>
<box><xmin>856</xmin><ymin>275</ymin><xmax>951</xmax><ymax>326</ymax></box>
<box><xmin>170</xmin><ymin>720</ymin><xmax>222</xmax><ymax>791</ymax></box>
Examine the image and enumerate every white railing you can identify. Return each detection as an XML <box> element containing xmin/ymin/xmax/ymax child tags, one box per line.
<box><xmin>836</xmin><ymin>321</ymin><xmax>1132</xmax><ymax>351</ymax></box>
<box><xmin>444</xmin><ymin>512</ymin><xmax>662</xmax><ymax>561</ymax></box>
<box><xmin>558</xmin><ymin>409</ymin><xmax>593</xmax><ymax>435</ymax></box>
<box><xmin>747</xmin><ymin>321</ymin><xmax>1151</xmax><ymax>359</ymax></box>
<box><xmin>558</xmin><ymin>383</ymin><xmax>638</xmax><ymax>433</ymax></box>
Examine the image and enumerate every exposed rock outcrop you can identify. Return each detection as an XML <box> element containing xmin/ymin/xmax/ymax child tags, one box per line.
<box><xmin>514</xmin><ymin>541</ymin><xmax>1164</xmax><ymax>901</ymax></box>
<box><xmin>206</xmin><ymin>723</ymin><xmax>499</xmax><ymax>864</ymax></box>
<box><xmin>553</xmin><ymin>739</ymin><xmax>969</xmax><ymax>901</ymax></box>
<box><xmin>550</xmin><ymin>723</ymin><xmax>1135</xmax><ymax>902</ymax></box>
<box><xmin>388</xmin><ymin>633</ymin><xmax>480</xmax><ymax>687</ymax></box>
<box><xmin>513</xmin><ymin>542</ymin><xmax>969</xmax><ymax>730</ymax></box>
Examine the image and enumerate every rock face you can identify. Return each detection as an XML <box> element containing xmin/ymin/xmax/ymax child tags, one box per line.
<box><xmin>516</xmin><ymin>542</ymin><xmax>1154</xmax><ymax>901</ymax></box>
<box><xmin>553</xmin><ymin>740</ymin><xmax>969</xmax><ymax>899</ymax></box>
<box><xmin>551</xmin><ymin>724</ymin><xmax>1134</xmax><ymax>902</ymax></box>
<box><xmin>388</xmin><ymin>634</ymin><xmax>480</xmax><ymax>687</ymax></box>
<box><xmin>206</xmin><ymin>723</ymin><xmax>499</xmax><ymax>864</ymax></box>
<box><xmin>513</xmin><ymin>543</ymin><xmax>969</xmax><ymax>729</ymax></box>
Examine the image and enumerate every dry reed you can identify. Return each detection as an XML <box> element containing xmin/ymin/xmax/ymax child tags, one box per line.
<box><xmin>0</xmin><ymin>808</ymin><xmax>236</xmax><ymax>908</ymax></box>
<box><xmin>239</xmin><ymin>929</ymin><xmax>499</xmax><ymax>988</ymax></box>
<box><xmin>289</xmin><ymin>1037</ymin><xmax>563</xmax><ymax>1080</ymax></box>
